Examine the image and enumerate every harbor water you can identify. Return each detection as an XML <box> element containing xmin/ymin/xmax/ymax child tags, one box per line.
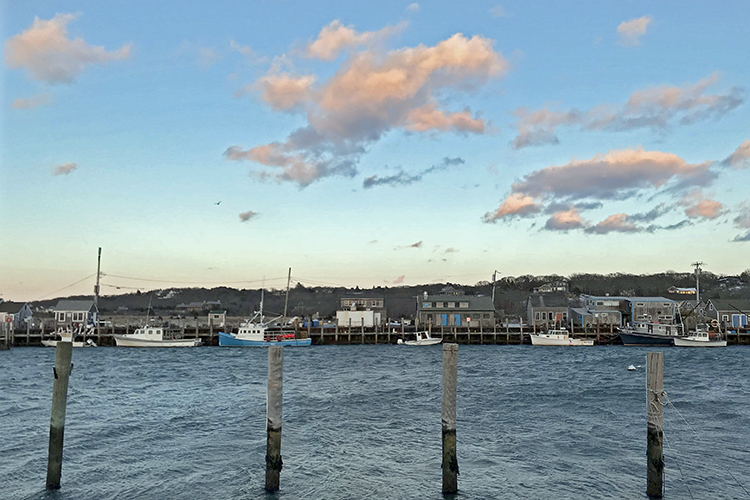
<box><xmin>1</xmin><ymin>345</ymin><xmax>749</xmax><ymax>499</ymax></box>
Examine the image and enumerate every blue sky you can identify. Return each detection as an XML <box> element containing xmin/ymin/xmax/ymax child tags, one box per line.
<box><xmin>2</xmin><ymin>1</ymin><xmax>749</xmax><ymax>301</ymax></box>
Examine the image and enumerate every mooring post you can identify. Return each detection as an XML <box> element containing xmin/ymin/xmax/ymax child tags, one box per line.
<box><xmin>646</xmin><ymin>352</ymin><xmax>664</xmax><ymax>498</ymax></box>
<box><xmin>46</xmin><ymin>341</ymin><xmax>73</xmax><ymax>489</ymax></box>
<box><xmin>266</xmin><ymin>346</ymin><xmax>283</xmax><ymax>492</ymax></box>
<box><xmin>442</xmin><ymin>343</ymin><xmax>458</xmax><ymax>494</ymax></box>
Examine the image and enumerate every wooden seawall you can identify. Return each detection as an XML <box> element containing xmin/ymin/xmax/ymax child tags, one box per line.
<box><xmin>6</xmin><ymin>325</ymin><xmax>750</xmax><ymax>347</ymax></box>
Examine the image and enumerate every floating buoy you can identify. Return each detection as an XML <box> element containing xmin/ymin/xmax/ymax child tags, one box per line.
<box><xmin>628</xmin><ymin>365</ymin><xmax>636</xmax><ymax>371</ymax></box>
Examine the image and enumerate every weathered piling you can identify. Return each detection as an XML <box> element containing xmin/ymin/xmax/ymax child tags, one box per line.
<box><xmin>46</xmin><ymin>341</ymin><xmax>73</xmax><ymax>489</ymax></box>
<box><xmin>442</xmin><ymin>343</ymin><xmax>459</xmax><ymax>494</ymax></box>
<box><xmin>265</xmin><ymin>346</ymin><xmax>283</xmax><ymax>492</ymax></box>
<box><xmin>646</xmin><ymin>352</ymin><xmax>664</xmax><ymax>498</ymax></box>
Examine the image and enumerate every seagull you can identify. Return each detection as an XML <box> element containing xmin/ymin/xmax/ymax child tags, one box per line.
<box><xmin>215</xmin><ymin>201</ymin><xmax>221</xmax><ymax>205</ymax></box>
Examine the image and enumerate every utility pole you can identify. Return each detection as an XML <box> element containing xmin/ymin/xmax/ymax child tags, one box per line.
<box><xmin>692</xmin><ymin>261</ymin><xmax>703</xmax><ymax>305</ymax></box>
<box><xmin>94</xmin><ymin>247</ymin><xmax>102</xmax><ymax>334</ymax></box>
<box><xmin>283</xmin><ymin>267</ymin><xmax>291</xmax><ymax>321</ymax></box>
<box><xmin>491</xmin><ymin>270</ymin><xmax>500</xmax><ymax>305</ymax></box>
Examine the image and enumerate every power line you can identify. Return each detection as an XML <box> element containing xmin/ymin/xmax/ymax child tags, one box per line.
<box><xmin>35</xmin><ymin>274</ymin><xmax>96</xmax><ymax>301</ymax></box>
<box><xmin>102</xmin><ymin>273</ymin><xmax>287</xmax><ymax>286</ymax></box>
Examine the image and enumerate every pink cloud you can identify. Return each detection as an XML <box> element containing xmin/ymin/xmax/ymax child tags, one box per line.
<box><xmin>11</xmin><ymin>92</ymin><xmax>53</xmax><ymax>109</ymax></box>
<box><xmin>511</xmin><ymin>148</ymin><xmax>712</xmax><ymax>201</ymax></box>
<box><xmin>585</xmin><ymin>213</ymin><xmax>639</xmax><ymax>234</ymax></box>
<box><xmin>239</xmin><ymin>211</ymin><xmax>258</xmax><ymax>222</ymax></box>
<box><xmin>305</xmin><ymin>20</ymin><xmax>404</xmax><ymax>61</ymax></box>
<box><xmin>680</xmin><ymin>191</ymin><xmax>724</xmax><ymax>219</ymax></box>
<box><xmin>483</xmin><ymin>193</ymin><xmax>541</xmax><ymax>222</ymax></box>
<box><xmin>52</xmin><ymin>163</ymin><xmax>77</xmax><ymax>176</ymax></box>
<box><xmin>544</xmin><ymin>208</ymin><xmax>586</xmax><ymax>230</ymax></box>
<box><xmin>227</xmin><ymin>27</ymin><xmax>507</xmax><ymax>187</ymax></box>
<box><xmin>5</xmin><ymin>13</ymin><xmax>131</xmax><ymax>84</ymax></box>
<box><xmin>393</xmin><ymin>275</ymin><xmax>405</xmax><ymax>284</ymax></box>
<box><xmin>511</xmin><ymin>74</ymin><xmax>743</xmax><ymax>148</ymax></box>
<box><xmin>617</xmin><ymin>16</ymin><xmax>653</xmax><ymax>46</ymax></box>
<box><xmin>723</xmin><ymin>139</ymin><xmax>750</xmax><ymax>169</ymax></box>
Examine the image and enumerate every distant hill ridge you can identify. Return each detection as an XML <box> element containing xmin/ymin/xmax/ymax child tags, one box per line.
<box><xmin>27</xmin><ymin>270</ymin><xmax>750</xmax><ymax>319</ymax></box>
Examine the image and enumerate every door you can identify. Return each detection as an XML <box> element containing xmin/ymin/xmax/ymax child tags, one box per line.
<box><xmin>442</xmin><ymin>314</ymin><xmax>448</xmax><ymax>326</ymax></box>
<box><xmin>454</xmin><ymin>314</ymin><xmax>461</xmax><ymax>326</ymax></box>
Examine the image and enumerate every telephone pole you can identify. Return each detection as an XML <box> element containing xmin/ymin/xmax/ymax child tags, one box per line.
<box><xmin>691</xmin><ymin>261</ymin><xmax>704</xmax><ymax>305</ymax></box>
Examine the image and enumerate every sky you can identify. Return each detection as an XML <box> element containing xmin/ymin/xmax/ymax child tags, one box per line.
<box><xmin>1</xmin><ymin>1</ymin><xmax>749</xmax><ymax>302</ymax></box>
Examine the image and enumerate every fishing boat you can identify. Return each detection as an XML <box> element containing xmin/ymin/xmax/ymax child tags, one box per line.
<box><xmin>674</xmin><ymin>323</ymin><xmax>727</xmax><ymax>347</ymax></box>
<box><xmin>42</xmin><ymin>326</ymin><xmax>97</xmax><ymax>347</ymax></box>
<box><xmin>114</xmin><ymin>325</ymin><xmax>201</xmax><ymax>347</ymax></box>
<box><xmin>397</xmin><ymin>331</ymin><xmax>442</xmax><ymax>346</ymax></box>
<box><xmin>530</xmin><ymin>328</ymin><xmax>594</xmax><ymax>346</ymax></box>
<box><xmin>618</xmin><ymin>321</ymin><xmax>686</xmax><ymax>346</ymax></box>
<box><xmin>218</xmin><ymin>287</ymin><xmax>311</xmax><ymax>347</ymax></box>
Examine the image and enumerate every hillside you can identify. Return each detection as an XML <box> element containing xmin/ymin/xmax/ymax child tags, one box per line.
<box><xmin>29</xmin><ymin>270</ymin><xmax>750</xmax><ymax>320</ymax></box>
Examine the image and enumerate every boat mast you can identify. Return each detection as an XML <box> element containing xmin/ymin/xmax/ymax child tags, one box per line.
<box><xmin>283</xmin><ymin>267</ymin><xmax>291</xmax><ymax>321</ymax></box>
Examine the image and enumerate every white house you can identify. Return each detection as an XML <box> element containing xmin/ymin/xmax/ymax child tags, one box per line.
<box><xmin>336</xmin><ymin>309</ymin><xmax>382</xmax><ymax>328</ymax></box>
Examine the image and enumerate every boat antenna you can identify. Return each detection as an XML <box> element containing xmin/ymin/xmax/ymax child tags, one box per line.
<box><xmin>283</xmin><ymin>267</ymin><xmax>291</xmax><ymax>322</ymax></box>
<box><xmin>146</xmin><ymin>294</ymin><xmax>153</xmax><ymax>325</ymax></box>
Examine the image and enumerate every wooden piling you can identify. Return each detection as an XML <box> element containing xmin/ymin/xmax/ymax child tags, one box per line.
<box><xmin>646</xmin><ymin>352</ymin><xmax>664</xmax><ymax>498</ymax></box>
<box><xmin>46</xmin><ymin>341</ymin><xmax>73</xmax><ymax>489</ymax></box>
<box><xmin>442</xmin><ymin>343</ymin><xmax>458</xmax><ymax>494</ymax></box>
<box><xmin>265</xmin><ymin>346</ymin><xmax>283</xmax><ymax>492</ymax></box>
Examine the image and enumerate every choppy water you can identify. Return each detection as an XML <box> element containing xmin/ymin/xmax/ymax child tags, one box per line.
<box><xmin>1</xmin><ymin>345</ymin><xmax>749</xmax><ymax>499</ymax></box>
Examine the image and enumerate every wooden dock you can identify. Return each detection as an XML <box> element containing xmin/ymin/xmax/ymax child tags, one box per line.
<box><xmin>7</xmin><ymin>324</ymin><xmax>749</xmax><ymax>347</ymax></box>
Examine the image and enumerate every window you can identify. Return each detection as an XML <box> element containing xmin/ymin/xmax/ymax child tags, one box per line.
<box><xmin>722</xmin><ymin>315</ymin><xmax>729</xmax><ymax>321</ymax></box>
<box><xmin>423</xmin><ymin>302</ymin><xmax>431</xmax><ymax>308</ymax></box>
<box><xmin>57</xmin><ymin>312</ymin><xmax>65</xmax><ymax>321</ymax></box>
<box><xmin>73</xmin><ymin>312</ymin><xmax>85</xmax><ymax>322</ymax></box>
<box><xmin>436</xmin><ymin>302</ymin><xmax>444</xmax><ymax>308</ymax></box>
<box><xmin>447</xmin><ymin>302</ymin><xmax>455</xmax><ymax>308</ymax></box>
<box><xmin>541</xmin><ymin>312</ymin><xmax>547</xmax><ymax>320</ymax></box>
<box><xmin>535</xmin><ymin>312</ymin><xmax>540</xmax><ymax>320</ymax></box>
<box><xmin>635</xmin><ymin>302</ymin><xmax>645</xmax><ymax>307</ymax></box>
<box><xmin>459</xmin><ymin>302</ymin><xmax>469</xmax><ymax>308</ymax></box>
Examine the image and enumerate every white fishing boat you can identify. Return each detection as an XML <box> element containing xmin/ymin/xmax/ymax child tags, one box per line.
<box><xmin>42</xmin><ymin>326</ymin><xmax>97</xmax><ymax>347</ymax></box>
<box><xmin>114</xmin><ymin>325</ymin><xmax>201</xmax><ymax>347</ymax></box>
<box><xmin>397</xmin><ymin>331</ymin><xmax>442</xmax><ymax>346</ymax></box>
<box><xmin>530</xmin><ymin>328</ymin><xmax>594</xmax><ymax>346</ymax></box>
<box><xmin>673</xmin><ymin>327</ymin><xmax>727</xmax><ymax>347</ymax></box>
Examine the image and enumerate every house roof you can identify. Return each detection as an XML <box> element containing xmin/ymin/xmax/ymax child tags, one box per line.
<box><xmin>707</xmin><ymin>299</ymin><xmax>750</xmax><ymax>313</ymax></box>
<box><xmin>528</xmin><ymin>293</ymin><xmax>569</xmax><ymax>308</ymax></box>
<box><xmin>0</xmin><ymin>302</ymin><xmax>27</xmax><ymax>314</ymax></box>
<box><xmin>419</xmin><ymin>294</ymin><xmax>494</xmax><ymax>311</ymax></box>
<box><xmin>54</xmin><ymin>300</ymin><xmax>96</xmax><ymax>312</ymax></box>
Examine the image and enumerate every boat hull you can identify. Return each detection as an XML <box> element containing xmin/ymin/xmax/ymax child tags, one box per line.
<box><xmin>673</xmin><ymin>338</ymin><xmax>727</xmax><ymax>347</ymax></box>
<box><xmin>530</xmin><ymin>335</ymin><xmax>593</xmax><ymax>346</ymax></box>
<box><xmin>42</xmin><ymin>340</ymin><xmax>86</xmax><ymax>348</ymax></box>
<box><xmin>402</xmin><ymin>338</ymin><xmax>442</xmax><ymax>346</ymax></box>
<box><xmin>218</xmin><ymin>331</ymin><xmax>312</xmax><ymax>347</ymax></box>
<box><xmin>619</xmin><ymin>331</ymin><xmax>679</xmax><ymax>346</ymax></box>
<box><xmin>114</xmin><ymin>335</ymin><xmax>201</xmax><ymax>347</ymax></box>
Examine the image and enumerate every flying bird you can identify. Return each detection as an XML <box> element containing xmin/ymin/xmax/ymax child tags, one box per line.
<box><xmin>215</xmin><ymin>201</ymin><xmax>221</xmax><ymax>205</ymax></box>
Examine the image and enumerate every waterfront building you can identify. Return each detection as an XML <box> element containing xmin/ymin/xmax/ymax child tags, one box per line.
<box><xmin>0</xmin><ymin>302</ymin><xmax>33</xmax><ymax>329</ymax></box>
<box><xmin>416</xmin><ymin>291</ymin><xmax>494</xmax><ymax>329</ymax></box>
<box><xmin>706</xmin><ymin>299</ymin><xmax>750</xmax><ymax>328</ymax></box>
<box><xmin>53</xmin><ymin>300</ymin><xmax>98</xmax><ymax>329</ymax></box>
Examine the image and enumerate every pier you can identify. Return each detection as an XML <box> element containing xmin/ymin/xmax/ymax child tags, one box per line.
<box><xmin>8</xmin><ymin>323</ymin><xmax>750</xmax><ymax>346</ymax></box>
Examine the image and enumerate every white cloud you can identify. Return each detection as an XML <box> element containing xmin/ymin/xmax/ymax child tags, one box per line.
<box><xmin>406</xmin><ymin>3</ymin><xmax>420</xmax><ymax>13</ymax></box>
<box><xmin>489</xmin><ymin>5</ymin><xmax>506</xmax><ymax>18</ymax></box>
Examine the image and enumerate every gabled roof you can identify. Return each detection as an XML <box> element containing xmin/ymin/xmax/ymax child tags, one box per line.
<box><xmin>528</xmin><ymin>293</ymin><xmax>569</xmax><ymax>308</ymax></box>
<box><xmin>419</xmin><ymin>294</ymin><xmax>494</xmax><ymax>311</ymax></box>
<box><xmin>0</xmin><ymin>301</ymin><xmax>28</xmax><ymax>314</ymax></box>
<box><xmin>707</xmin><ymin>299</ymin><xmax>750</xmax><ymax>313</ymax></box>
<box><xmin>54</xmin><ymin>300</ymin><xmax>97</xmax><ymax>312</ymax></box>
